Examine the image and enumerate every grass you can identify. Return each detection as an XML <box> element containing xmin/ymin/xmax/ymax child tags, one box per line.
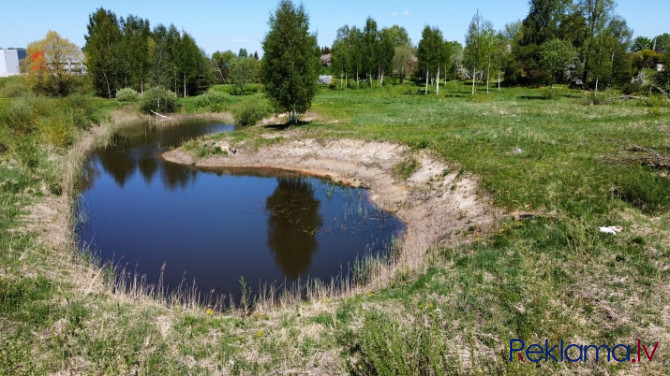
<box><xmin>1</xmin><ymin>79</ymin><xmax>669</xmax><ymax>374</ymax></box>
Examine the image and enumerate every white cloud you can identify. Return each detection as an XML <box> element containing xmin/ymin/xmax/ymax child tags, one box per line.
<box><xmin>402</xmin><ymin>10</ymin><xmax>410</xmax><ymax>15</ymax></box>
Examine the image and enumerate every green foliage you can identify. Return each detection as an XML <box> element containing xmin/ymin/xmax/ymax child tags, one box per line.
<box><xmin>84</xmin><ymin>8</ymin><xmax>123</xmax><ymax>98</ymax></box>
<box><xmin>540</xmin><ymin>38</ymin><xmax>577</xmax><ymax>88</ymax></box>
<box><xmin>140</xmin><ymin>87</ymin><xmax>178</xmax><ymax>114</ymax></box>
<box><xmin>231</xmin><ymin>99</ymin><xmax>272</xmax><ymax>126</ymax></box>
<box><xmin>261</xmin><ymin>0</ymin><xmax>321</xmax><ymax>124</ymax></box>
<box><xmin>115</xmin><ymin>87</ymin><xmax>139</xmax><ymax>102</ymax></box>
<box><xmin>229</xmin><ymin>57</ymin><xmax>259</xmax><ymax>95</ymax></box>
<box><xmin>417</xmin><ymin>26</ymin><xmax>447</xmax><ymax>92</ymax></box>
<box><xmin>84</xmin><ymin>8</ymin><xmax>210</xmax><ymax>98</ymax></box>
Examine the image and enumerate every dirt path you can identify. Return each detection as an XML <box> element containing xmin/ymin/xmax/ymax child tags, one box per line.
<box><xmin>163</xmin><ymin>138</ymin><xmax>496</xmax><ymax>282</ymax></box>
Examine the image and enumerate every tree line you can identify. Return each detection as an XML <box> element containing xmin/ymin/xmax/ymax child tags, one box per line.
<box><xmin>84</xmin><ymin>8</ymin><xmax>212</xmax><ymax>98</ymax></box>
<box><xmin>20</xmin><ymin>1</ymin><xmax>670</xmax><ymax>102</ymax></box>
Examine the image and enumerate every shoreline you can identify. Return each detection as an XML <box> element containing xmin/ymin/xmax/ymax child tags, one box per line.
<box><xmin>163</xmin><ymin>137</ymin><xmax>496</xmax><ymax>283</ymax></box>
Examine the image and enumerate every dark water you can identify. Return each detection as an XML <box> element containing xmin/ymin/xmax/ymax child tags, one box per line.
<box><xmin>76</xmin><ymin>120</ymin><xmax>405</xmax><ymax>302</ymax></box>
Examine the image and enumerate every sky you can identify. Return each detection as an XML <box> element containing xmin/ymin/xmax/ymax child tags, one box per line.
<box><xmin>1</xmin><ymin>0</ymin><xmax>668</xmax><ymax>56</ymax></box>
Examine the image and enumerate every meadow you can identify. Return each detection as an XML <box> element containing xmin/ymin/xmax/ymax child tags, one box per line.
<box><xmin>1</xmin><ymin>78</ymin><xmax>669</xmax><ymax>374</ymax></box>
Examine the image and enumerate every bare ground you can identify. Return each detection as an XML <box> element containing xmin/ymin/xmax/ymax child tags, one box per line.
<box><xmin>163</xmin><ymin>137</ymin><xmax>497</xmax><ymax>285</ymax></box>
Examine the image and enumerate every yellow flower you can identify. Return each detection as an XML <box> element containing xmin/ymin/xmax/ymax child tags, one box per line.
<box><xmin>255</xmin><ymin>329</ymin><xmax>264</xmax><ymax>338</ymax></box>
<box><xmin>205</xmin><ymin>308</ymin><xmax>214</xmax><ymax>316</ymax></box>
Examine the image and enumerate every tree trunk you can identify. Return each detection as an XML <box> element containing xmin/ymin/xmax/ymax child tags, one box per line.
<box><xmin>595</xmin><ymin>76</ymin><xmax>599</xmax><ymax>97</ymax></box>
<box><xmin>498</xmin><ymin>71</ymin><xmax>501</xmax><ymax>91</ymax></box>
<box><xmin>472</xmin><ymin>64</ymin><xmax>476</xmax><ymax>95</ymax></box>
<box><xmin>102</xmin><ymin>69</ymin><xmax>112</xmax><ymax>98</ymax></box>
<box><xmin>436</xmin><ymin>66</ymin><xmax>440</xmax><ymax>95</ymax></box>
<box><xmin>345</xmin><ymin>71</ymin><xmax>348</xmax><ymax>89</ymax></box>
<box><xmin>425</xmin><ymin>69</ymin><xmax>429</xmax><ymax>95</ymax></box>
<box><xmin>183</xmin><ymin>73</ymin><xmax>187</xmax><ymax>98</ymax></box>
<box><xmin>356</xmin><ymin>68</ymin><xmax>359</xmax><ymax>88</ymax></box>
<box><xmin>486</xmin><ymin>55</ymin><xmax>491</xmax><ymax>94</ymax></box>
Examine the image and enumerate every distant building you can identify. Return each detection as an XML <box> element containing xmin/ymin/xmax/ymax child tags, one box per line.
<box><xmin>0</xmin><ymin>48</ymin><xmax>21</xmax><ymax>76</ymax></box>
<box><xmin>320</xmin><ymin>53</ymin><xmax>331</xmax><ymax>67</ymax></box>
<box><xmin>318</xmin><ymin>75</ymin><xmax>332</xmax><ymax>85</ymax></box>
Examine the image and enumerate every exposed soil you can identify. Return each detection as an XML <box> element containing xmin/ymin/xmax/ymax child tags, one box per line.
<box><xmin>163</xmin><ymin>137</ymin><xmax>497</xmax><ymax>282</ymax></box>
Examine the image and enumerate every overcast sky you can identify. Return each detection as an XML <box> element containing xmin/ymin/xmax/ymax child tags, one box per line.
<box><xmin>1</xmin><ymin>0</ymin><xmax>667</xmax><ymax>56</ymax></box>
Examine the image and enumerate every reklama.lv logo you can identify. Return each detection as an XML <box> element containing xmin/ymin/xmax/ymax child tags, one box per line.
<box><xmin>510</xmin><ymin>339</ymin><xmax>659</xmax><ymax>363</ymax></box>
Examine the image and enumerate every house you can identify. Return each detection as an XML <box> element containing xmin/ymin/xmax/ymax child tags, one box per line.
<box><xmin>0</xmin><ymin>48</ymin><xmax>21</xmax><ymax>76</ymax></box>
<box><xmin>320</xmin><ymin>53</ymin><xmax>331</xmax><ymax>67</ymax></box>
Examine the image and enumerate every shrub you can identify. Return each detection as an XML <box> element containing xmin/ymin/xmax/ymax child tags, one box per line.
<box><xmin>140</xmin><ymin>87</ymin><xmax>178</xmax><ymax>114</ymax></box>
<box><xmin>40</xmin><ymin>113</ymin><xmax>74</xmax><ymax>147</ymax></box>
<box><xmin>621</xmin><ymin>83</ymin><xmax>640</xmax><ymax>95</ymax></box>
<box><xmin>116</xmin><ymin>87</ymin><xmax>139</xmax><ymax>102</ymax></box>
<box><xmin>231</xmin><ymin>100</ymin><xmax>272</xmax><ymax>126</ymax></box>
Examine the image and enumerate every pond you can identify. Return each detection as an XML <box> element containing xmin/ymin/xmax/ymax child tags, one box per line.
<box><xmin>76</xmin><ymin>120</ymin><xmax>405</xmax><ymax>303</ymax></box>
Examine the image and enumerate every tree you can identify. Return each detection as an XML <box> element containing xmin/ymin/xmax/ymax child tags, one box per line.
<box><xmin>654</xmin><ymin>33</ymin><xmax>670</xmax><ymax>52</ymax></box>
<box><xmin>578</xmin><ymin>0</ymin><xmax>615</xmax><ymax>84</ymax></box>
<box><xmin>238</xmin><ymin>49</ymin><xmax>248</xmax><ymax>58</ymax></box>
<box><xmin>376</xmin><ymin>27</ymin><xmax>395</xmax><ymax>87</ymax></box>
<box><xmin>331</xmin><ymin>25</ymin><xmax>353</xmax><ymax>88</ymax></box>
<box><xmin>212</xmin><ymin>50</ymin><xmax>236</xmax><ymax>83</ymax></box>
<box><xmin>417</xmin><ymin>26</ymin><xmax>446</xmax><ymax>94</ymax></box>
<box><xmin>229</xmin><ymin>57</ymin><xmax>258</xmax><ymax>94</ymax></box>
<box><xmin>25</xmin><ymin>31</ymin><xmax>85</xmax><ymax>96</ymax></box>
<box><xmin>84</xmin><ymin>8</ymin><xmax>122</xmax><ymax>98</ymax></box>
<box><xmin>506</xmin><ymin>0</ymin><xmax>571</xmax><ymax>85</ymax></box>
<box><xmin>260</xmin><ymin>0</ymin><xmax>320</xmax><ymax>125</ymax></box>
<box><xmin>540</xmin><ymin>38</ymin><xmax>577</xmax><ymax>89</ymax></box>
<box><xmin>384</xmin><ymin>25</ymin><xmax>411</xmax><ymax>47</ymax></box>
<box><xmin>121</xmin><ymin>15</ymin><xmax>151</xmax><ymax>93</ymax></box>
<box><xmin>465</xmin><ymin>11</ymin><xmax>487</xmax><ymax>94</ymax></box>
<box><xmin>631</xmin><ymin>36</ymin><xmax>652</xmax><ymax>52</ymax></box>
<box><xmin>392</xmin><ymin>45</ymin><xmax>415</xmax><ymax>84</ymax></box>
<box><xmin>361</xmin><ymin>17</ymin><xmax>379</xmax><ymax>88</ymax></box>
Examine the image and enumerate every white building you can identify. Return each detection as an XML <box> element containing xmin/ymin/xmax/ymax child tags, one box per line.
<box><xmin>0</xmin><ymin>49</ymin><xmax>21</xmax><ymax>77</ymax></box>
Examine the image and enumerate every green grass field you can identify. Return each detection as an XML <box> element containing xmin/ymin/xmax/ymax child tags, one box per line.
<box><xmin>1</xmin><ymin>80</ymin><xmax>669</xmax><ymax>374</ymax></box>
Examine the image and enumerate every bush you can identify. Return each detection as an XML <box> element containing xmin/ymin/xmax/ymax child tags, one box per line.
<box><xmin>231</xmin><ymin>100</ymin><xmax>272</xmax><ymax>126</ymax></box>
<box><xmin>140</xmin><ymin>87</ymin><xmax>178</xmax><ymax>114</ymax></box>
<box><xmin>116</xmin><ymin>87</ymin><xmax>139</xmax><ymax>102</ymax></box>
<box><xmin>621</xmin><ymin>83</ymin><xmax>641</xmax><ymax>95</ymax></box>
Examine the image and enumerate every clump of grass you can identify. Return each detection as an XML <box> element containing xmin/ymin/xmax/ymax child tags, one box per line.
<box><xmin>394</xmin><ymin>155</ymin><xmax>421</xmax><ymax>180</ymax></box>
<box><xmin>614</xmin><ymin>170</ymin><xmax>670</xmax><ymax>214</ymax></box>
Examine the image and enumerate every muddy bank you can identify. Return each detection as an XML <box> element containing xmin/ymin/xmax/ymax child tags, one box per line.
<box><xmin>163</xmin><ymin>138</ymin><xmax>495</xmax><ymax>280</ymax></box>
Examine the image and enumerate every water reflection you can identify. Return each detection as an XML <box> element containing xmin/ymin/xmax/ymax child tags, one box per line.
<box><xmin>266</xmin><ymin>178</ymin><xmax>323</xmax><ymax>279</ymax></box>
